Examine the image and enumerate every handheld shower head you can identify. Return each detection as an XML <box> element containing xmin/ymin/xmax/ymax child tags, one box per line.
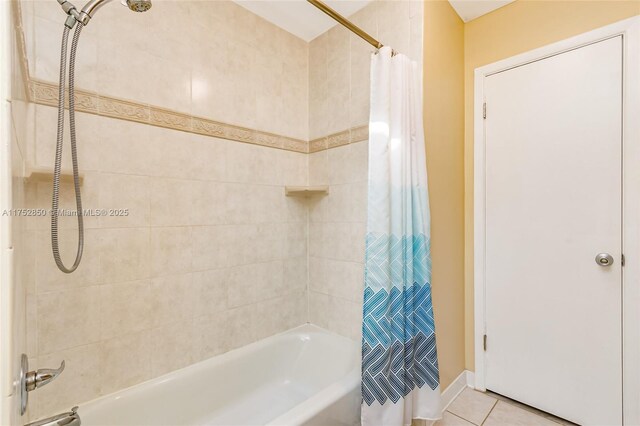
<box><xmin>76</xmin><ymin>0</ymin><xmax>151</xmax><ymax>21</ymax></box>
<box><xmin>124</xmin><ymin>0</ymin><xmax>152</xmax><ymax>12</ymax></box>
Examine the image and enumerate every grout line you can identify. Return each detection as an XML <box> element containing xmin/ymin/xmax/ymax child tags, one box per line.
<box><xmin>445</xmin><ymin>410</ymin><xmax>475</xmax><ymax>424</ymax></box>
<box><xmin>480</xmin><ymin>399</ymin><xmax>499</xmax><ymax>425</ymax></box>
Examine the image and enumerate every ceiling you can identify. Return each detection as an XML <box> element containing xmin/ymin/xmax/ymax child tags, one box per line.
<box><xmin>448</xmin><ymin>0</ymin><xmax>516</xmax><ymax>22</ymax></box>
<box><xmin>233</xmin><ymin>1</ymin><xmax>371</xmax><ymax>42</ymax></box>
<box><xmin>233</xmin><ymin>0</ymin><xmax>516</xmax><ymax>42</ymax></box>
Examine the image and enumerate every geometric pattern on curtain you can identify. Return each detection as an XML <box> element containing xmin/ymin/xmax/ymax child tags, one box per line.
<box><xmin>362</xmin><ymin>233</ymin><xmax>439</xmax><ymax>406</ymax></box>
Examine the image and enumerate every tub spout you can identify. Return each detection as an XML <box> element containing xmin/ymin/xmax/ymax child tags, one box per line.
<box><xmin>25</xmin><ymin>406</ymin><xmax>81</xmax><ymax>426</ymax></box>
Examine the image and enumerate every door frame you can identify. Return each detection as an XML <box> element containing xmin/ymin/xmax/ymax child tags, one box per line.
<box><xmin>473</xmin><ymin>16</ymin><xmax>640</xmax><ymax>424</ymax></box>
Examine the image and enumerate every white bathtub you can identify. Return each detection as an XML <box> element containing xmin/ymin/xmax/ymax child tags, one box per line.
<box><xmin>80</xmin><ymin>324</ymin><xmax>361</xmax><ymax>426</ymax></box>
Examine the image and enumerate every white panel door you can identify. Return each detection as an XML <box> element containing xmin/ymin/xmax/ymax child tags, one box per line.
<box><xmin>484</xmin><ymin>36</ymin><xmax>623</xmax><ymax>425</ymax></box>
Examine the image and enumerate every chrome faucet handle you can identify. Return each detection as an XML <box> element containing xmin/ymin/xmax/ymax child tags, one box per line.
<box><xmin>25</xmin><ymin>360</ymin><xmax>65</xmax><ymax>392</ymax></box>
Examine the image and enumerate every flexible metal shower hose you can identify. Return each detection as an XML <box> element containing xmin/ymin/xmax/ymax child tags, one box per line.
<box><xmin>51</xmin><ymin>23</ymin><xmax>84</xmax><ymax>273</ymax></box>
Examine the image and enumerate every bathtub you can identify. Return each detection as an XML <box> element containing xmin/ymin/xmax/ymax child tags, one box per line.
<box><xmin>80</xmin><ymin>324</ymin><xmax>361</xmax><ymax>426</ymax></box>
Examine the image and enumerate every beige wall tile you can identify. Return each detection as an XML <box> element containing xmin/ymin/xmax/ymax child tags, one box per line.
<box><xmin>309</xmin><ymin>257</ymin><xmax>363</xmax><ymax>304</ymax></box>
<box><xmin>322</xmin><ymin>222</ymin><xmax>366</xmax><ymax>264</ymax></box>
<box><xmin>225</xmin><ymin>142</ymin><xmax>281</xmax><ymax>185</ymax></box>
<box><xmin>33</xmin><ymin>105</ymin><xmax>101</xmax><ymax>171</ymax></box>
<box><xmin>279</xmin><ymin>151</ymin><xmax>308</xmax><ymax>187</ymax></box>
<box><xmin>227</xmin><ymin>261</ymin><xmax>285</xmax><ymax>308</ymax></box>
<box><xmin>37</xmin><ymin>286</ymin><xmax>100</xmax><ymax>355</ymax></box>
<box><xmin>327</xmin><ymin>26</ymin><xmax>351</xmax><ymax>135</ymax></box>
<box><xmin>377</xmin><ymin>1</ymin><xmax>411</xmax><ymax>56</ymax></box>
<box><xmin>149</xmin><ymin>178</ymin><xmax>194</xmax><ymax>227</ymax></box>
<box><xmin>308</xmin><ymin>222</ymin><xmax>326</xmax><ymax>259</ymax></box>
<box><xmin>150</xmin><ymin>227</ymin><xmax>192</xmax><ymax>277</ymax></box>
<box><xmin>192</xmin><ymin>269</ymin><xmax>228</xmax><ymax>319</ymax></box>
<box><xmin>99</xmin><ymin>227</ymin><xmax>150</xmax><ymax>283</ymax></box>
<box><xmin>309</xmin><ymin>291</ymin><xmax>362</xmax><ymax>341</ymax></box>
<box><xmin>193</xmin><ymin>311</ymin><xmax>229</xmax><ymax>362</ymax></box>
<box><xmin>324</xmin><ymin>259</ymin><xmax>364</xmax><ymax>303</ymax></box>
<box><xmin>222</xmin><ymin>183</ymin><xmax>256</xmax><ymax>225</ymax></box>
<box><xmin>309</xmin><ymin>257</ymin><xmax>328</xmax><ymax>294</ymax></box>
<box><xmin>247</xmin><ymin>223</ymin><xmax>284</xmax><ymax>264</ymax></box>
<box><xmin>328</xmin><ymin>182</ymin><xmax>368</xmax><ymax>223</ymax></box>
<box><xmin>308</xmin><ymin>150</ymin><xmax>329</xmax><ymax>186</ymax></box>
<box><xmin>150</xmin><ymin>319</ymin><xmax>195</xmax><ymax>377</ymax></box>
<box><xmin>191</xmin><ymin>225</ymin><xmax>238</xmax><ymax>271</ymax></box>
<box><xmin>35</xmin><ymin>228</ymin><xmax>101</xmax><ymax>292</ymax></box>
<box><xmin>226</xmin><ymin>304</ymin><xmax>257</xmax><ymax>350</ymax></box>
<box><xmin>99</xmin><ymin>173</ymin><xmax>150</xmax><ymax>228</ymax></box>
<box><xmin>189</xmin><ymin>181</ymin><xmax>228</xmax><ymax>226</ymax></box>
<box><xmin>255</xmin><ymin>291</ymin><xmax>306</xmax><ymax>340</ymax></box>
<box><xmin>26</xmin><ymin>293</ymin><xmax>38</xmax><ymax>356</ymax></box>
<box><xmin>150</xmin><ymin>273</ymin><xmax>195</xmax><ymax>328</ymax></box>
<box><xmin>309</xmin><ymin>33</ymin><xmax>329</xmax><ymax>140</ymax></box>
<box><xmin>190</xmin><ymin>38</ymin><xmax>233</xmax><ymax>123</ymax></box>
<box><xmin>99</xmin><ymin>280</ymin><xmax>151</xmax><ymax>340</ymax></box>
<box><xmin>328</xmin><ymin>141</ymin><xmax>368</xmax><ymax>185</ymax></box>
<box><xmin>284</xmin><ymin>257</ymin><xmax>308</xmax><ymax>294</ymax></box>
<box><xmin>33</xmin><ymin>15</ymin><xmax>97</xmax><ymax>91</ymax></box>
<box><xmin>283</xmin><ymin>222</ymin><xmax>307</xmax><ymax>259</ymax></box>
<box><xmin>185</xmin><ymin>135</ymin><xmax>227</xmax><ymax>182</ymax></box>
<box><xmin>283</xmin><ymin>192</ymin><xmax>309</xmax><ymax>224</ymax></box>
<box><xmin>99</xmin><ymin>332</ymin><xmax>152</xmax><ymax>395</ymax></box>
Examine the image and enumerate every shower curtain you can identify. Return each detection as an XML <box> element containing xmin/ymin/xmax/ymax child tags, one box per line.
<box><xmin>361</xmin><ymin>46</ymin><xmax>441</xmax><ymax>426</ymax></box>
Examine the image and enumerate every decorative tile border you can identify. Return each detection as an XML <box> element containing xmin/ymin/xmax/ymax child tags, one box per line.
<box><xmin>351</xmin><ymin>125</ymin><xmax>369</xmax><ymax>143</ymax></box>
<box><xmin>12</xmin><ymin>0</ymin><xmax>368</xmax><ymax>154</ymax></box>
<box><xmin>29</xmin><ymin>79</ymin><xmax>310</xmax><ymax>153</ymax></box>
<box><xmin>309</xmin><ymin>125</ymin><xmax>369</xmax><ymax>153</ymax></box>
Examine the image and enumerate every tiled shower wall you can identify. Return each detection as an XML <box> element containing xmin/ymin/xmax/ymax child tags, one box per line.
<box><xmin>22</xmin><ymin>0</ymin><xmax>309</xmax><ymax>140</ymax></box>
<box><xmin>307</xmin><ymin>1</ymin><xmax>424</xmax><ymax>341</ymax></box>
<box><xmin>20</xmin><ymin>0</ymin><xmax>309</xmax><ymax>420</ymax></box>
<box><xmin>24</xmin><ymin>111</ymin><xmax>308</xmax><ymax>420</ymax></box>
<box><xmin>15</xmin><ymin>0</ymin><xmax>423</xmax><ymax>420</ymax></box>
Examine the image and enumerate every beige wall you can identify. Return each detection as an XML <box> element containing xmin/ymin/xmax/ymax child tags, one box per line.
<box><xmin>307</xmin><ymin>1</ymin><xmax>424</xmax><ymax>342</ymax></box>
<box><xmin>463</xmin><ymin>0</ymin><xmax>640</xmax><ymax>370</ymax></box>
<box><xmin>423</xmin><ymin>0</ymin><xmax>465</xmax><ymax>390</ymax></box>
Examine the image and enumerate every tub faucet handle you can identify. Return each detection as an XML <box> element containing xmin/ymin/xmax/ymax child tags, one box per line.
<box><xmin>25</xmin><ymin>360</ymin><xmax>65</xmax><ymax>391</ymax></box>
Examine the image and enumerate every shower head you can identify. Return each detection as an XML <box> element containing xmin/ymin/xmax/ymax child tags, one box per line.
<box><xmin>124</xmin><ymin>0</ymin><xmax>152</xmax><ymax>13</ymax></box>
<box><xmin>74</xmin><ymin>0</ymin><xmax>151</xmax><ymax>22</ymax></box>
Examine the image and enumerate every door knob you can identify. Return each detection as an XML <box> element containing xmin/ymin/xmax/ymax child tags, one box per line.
<box><xmin>595</xmin><ymin>253</ymin><xmax>614</xmax><ymax>267</ymax></box>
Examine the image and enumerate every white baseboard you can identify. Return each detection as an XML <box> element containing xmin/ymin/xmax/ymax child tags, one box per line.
<box><xmin>441</xmin><ymin>370</ymin><xmax>472</xmax><ymax>410</ymax></box>
<box><xmin>465</xmin><ymin>370</ymin><xmax>475</xmax><ymax>388</ymax></box>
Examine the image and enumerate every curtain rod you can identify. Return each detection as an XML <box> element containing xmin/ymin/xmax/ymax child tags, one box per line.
<box><xmin>307</xmin><ymin>0</ymin><xmax>383</xmax><ymax>50</ymax></box>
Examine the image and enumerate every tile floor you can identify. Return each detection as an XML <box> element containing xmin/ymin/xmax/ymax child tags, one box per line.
<box><xmin>436</xmin><ymin>388</ymin><xmax>577</xmax><ymax>426</ymax></box>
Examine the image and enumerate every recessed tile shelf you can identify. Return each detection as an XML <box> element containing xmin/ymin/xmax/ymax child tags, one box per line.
<box><xmin>284</xmin><ymin>186</ymin><xmax>329</xmax><ymax>197</ymax></box>
<box><xmin>25</xmin><ymin>166</ymin><xmax>84</xmax><ymax>185</ymax></box>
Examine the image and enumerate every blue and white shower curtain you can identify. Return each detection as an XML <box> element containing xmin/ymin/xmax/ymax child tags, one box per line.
<box><xmin>361</xmin><ymin>47</ymin><xmax>442</xmax><ymax>426</ymax></box>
